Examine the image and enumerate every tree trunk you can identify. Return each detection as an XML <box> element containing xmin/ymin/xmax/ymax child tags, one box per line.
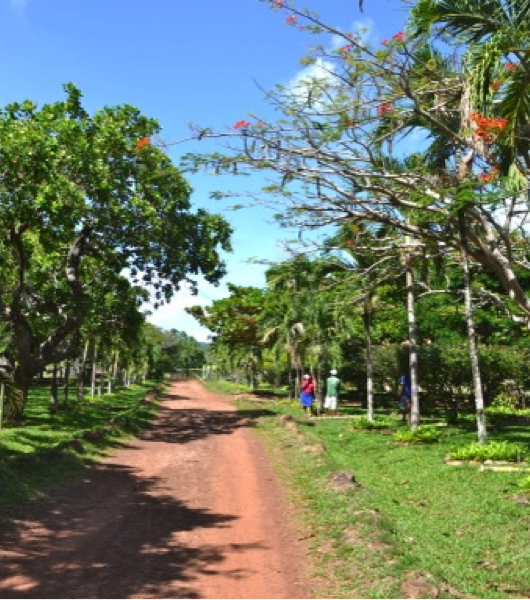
<box><xmin>459</xmin><ymin>212</ymin><xmax>487</xmax><ymax>444</ymax></box>
<box><xmin>405</xmin><ymin>251</ymin><xmax>420</xmax><ymax>429</ymax></box>
<box><xmin>296</xmin><ymin>367</ymin><xmax>302</xmax><ymax>398</ymax></box>
<box><xmin>90</xmin><ymin>341</ymin><xmax>98</xmax><ymax>398</ymax></box>
<box><xmin>0</xmin><ymin>383</ymin><xmax>5</xmax><ymax>429</ymax></box>
<box><xmin>112</xmin><ymin>350</ymin><xmax>119</xmax><ymax>392</ymax></box>
<box><xmin>108</xmin><ymin>351</ymin><xmax>116</xmax><ymax>394</ymax></box>
<box><xmin>316</xmin><ymin>364</ymin><xmax>323</xmax><ymax>412</ymax></box>
<box><xmin>77</xmin><ymin>340</ymin><xmax>89</xmax><ymax>403</ymax></box>
<box><xmin>12</xmin><ymin>361</ymin><xmax>34</xmax><ymax>420</ymax></box>
<box><xmin>98</xmin><ymin>364</ymin><xmax>104</xmax><ymax>396</ymax></box>
<box><xmin>288</xmin><ymin>367</ymin><xmax>294</xmax><ymax>401</ymax></box>
<box><xmin>63</xmin><ymin>360</ymin><xmax>71</xmax><ymax>408</ymax></box>
<box><xmin>363</xmin><ymin>295</ymin><xmax>374</xmax><ymax>422</ymax></box>
<box><xmin>50</xmin><ymin>364</ymin><xmax>58</xmax><ymax>414</ymax></box>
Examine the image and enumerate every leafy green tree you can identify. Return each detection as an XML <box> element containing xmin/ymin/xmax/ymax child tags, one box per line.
<box><xmin>322</xmin><ymin>222</ymin><xmax>405</xmax><ymax>420</ymax></box>
<box><xmin>155</xmin><ymin>329</ymin><xmax>205</xmax><ymax>376</ymax></box>
<box><xmin>261</xmin><ymin>255</ymin><xmax>341</xmax><ymax>401</ymax></box>
<box><xmin>0</xmin><ymin>84</ymin><xmax>231</xmax><ymax>414</ymax></box>
<box><xmin>187</xmin><ymin>285</ymin><xmax>265</xmax><ymax>387</ymax></box>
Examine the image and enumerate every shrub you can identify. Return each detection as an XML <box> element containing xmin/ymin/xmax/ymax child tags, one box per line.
<box><xmin>448</xmin><ymin>441</ymin><xmax>526</xmax><ymax>462</ymax></box>
<box><xmin>491</xmin><ymin>391</ymin><xmax>519</xmax><ymax>412</ymax></box>
<box><xmin>351</xmin><ymin>416</ymin><xmax>394</xmax><ymax>430</ymax></box>
<box><xmin>458</xmin><ymin>412</ymin><xmax>477</xmax><ymax>424</ymax></box>
<box><xmin>485</xmin><ymin>405</ymin><xmax>530</xmax><ymax>418</ymax></box>
<box><xmin>519</xmin><ymin>476</ymin><xmax>530</xmax><ymax>491</ymax></box>
<box><xmin>393</xmin><ymin>424</ymin><xmax>442</xmax><ymax>444</ymax></box>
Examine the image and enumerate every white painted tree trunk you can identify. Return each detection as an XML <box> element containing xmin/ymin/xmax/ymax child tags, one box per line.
<box><xmin>363</xmin><ymin>295</ymin><xmax>374</xmax><ymax>422</ymax></box>
<box><xmin>63</xmin><ymin>360</ymin><xmax>70</xmax><ymax>407</ymax></box>
<box><xmin>90</xmin><ymin>341</ymin><xmax>98</xmax><ymax>398</ymax></box>
<box><xmin>108</xmin><ymin>350</ymin><xmax>118</xmax><ymax>395</ymax></box>
<box><xmin>405</xmin><ymin>252</ymin><xmax>420</xmax><ymax>429</ymax></box>
<box><xmin>459</xmin><ymin>213</ymin><xmax>487</xmax><ymax>444</ymax></box>
<box><xmin>77</xmin><ymin>339</ymin><xmax>89</xmax><ymax>403</ymax></box>
<box><xmin>50</xmin><ymin>364</ymin><xmax>58</xmax><ymax>414</ymax></box>
<box><xmin>98</xmin><ymin>365</ymin><xmax>104</xmax><ymax>396</ymax></box>
<box><xmin>0</xmin><ymin>383</ymin><xmax>4</xmax><ymax>429</ymax></box>
<box><xmin>113</xmin><ymin>350</ymin><xmax>120</xmax><ymax>389</ymax></box>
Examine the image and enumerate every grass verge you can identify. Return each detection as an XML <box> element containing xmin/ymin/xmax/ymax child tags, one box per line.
<box><xmin>222</xmin><ymin>389</ymin><xmax>530</xmax><ymax>599</ymax></box>
<box><xmin>0</xmin><ymin>381</ymin><xmax>162</xmax><ymax>515</ymax></box>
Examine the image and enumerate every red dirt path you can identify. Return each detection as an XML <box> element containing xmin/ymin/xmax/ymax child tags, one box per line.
<box><xmin>0</xmin><ymin>380</ymin><xmax>311</xmax><ymax>599</ymax></box>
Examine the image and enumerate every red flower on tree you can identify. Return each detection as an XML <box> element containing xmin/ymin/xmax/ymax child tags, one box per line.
<box><xmin>339</xmin><ymin>43</ymin><xmax>352</xmax><ymax>58</ymax></box>
<box><xmin>393</xmin><ymin>31</ymin><xmax>405</xmax><ymax>41</ymax></box>
<box><xmin>471</xmin><ymin>113</ymin><xmax>508</xmax><ymax>144</ymax></box>
<box><xmin>233</xmin><ymin>120</ymin><xmax>251</xmax><ymax>130</ymax></box>
<box><xmin>286</xmin><ymin>14</ymin><xmax>296</xmax><ymax>24</ymax></box>
<box><xmin>479</xmin><ymin>167</ymin><xmax>500</xmax><ymax>184</ymax></box>
<box><xmin>479</xmin><ymin>171</ymin><xmax>497</xmax><ymax>184</ymax></box>
<box><xmin>136</xmin><ymin>137</ymin><xmax>151</xmax><ymax>151</ymax></box>
<box><xmin>377</xmin><ymin>102</ymin><xmax>395</xmax><ymax>116</ymax></box>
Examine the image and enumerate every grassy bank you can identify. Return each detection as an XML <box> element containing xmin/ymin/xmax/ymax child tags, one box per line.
<box><xmin>0</xmin><ymin>381</ymin><xmax>162</xmax><ymax>514</ymax></box>
<box><xmin>205</xmin><ymin>382</ymin><xmax>530</xmax><ymax>599</ymax></box>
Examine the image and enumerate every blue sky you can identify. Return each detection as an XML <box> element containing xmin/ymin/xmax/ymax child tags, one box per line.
<box><xmin>1</xmin><ymin>0</ymin><xmax>408</xmax><ymax>341</ymax></box>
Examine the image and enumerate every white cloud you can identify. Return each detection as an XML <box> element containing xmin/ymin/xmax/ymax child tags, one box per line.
<box><xmin>287</xmin><ymin>57</ymin><xmax>335</xmax><ymax>91</ymax></box>
<box><xmin>330</xmin><ymin>17</ymin><xmax>376</xmax><ymax>49</ymax></box>
<box><xmin>284</xmin><ymin>57</ymin><xmax>336</xmax><ymax>110</ymax></box>
<box><xmin>284</xmin><ymin>18</ymin><xmax>377</xmax><ymax>106</ymax></box>
<box><xmin>144</xmin><ymin>281</ymin><xmax>221</xmax><ymax>342</ymax></box>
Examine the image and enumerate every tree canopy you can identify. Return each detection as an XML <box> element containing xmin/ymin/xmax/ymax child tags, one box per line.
<box><xmin>182</xmin><ymin>0</ymin><xmax>530</xmax><ymax>331</ymax></box>
<box><xmin>0</xmin><ymin>84</ymin><xmax>232</xmax><ymax>401</ymax></box>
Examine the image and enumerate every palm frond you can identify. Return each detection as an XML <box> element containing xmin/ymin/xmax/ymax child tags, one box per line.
<box><xmin>411</xmin><ymin>0</ymin><xmax>511</xmax><ymax>43</ymax></box>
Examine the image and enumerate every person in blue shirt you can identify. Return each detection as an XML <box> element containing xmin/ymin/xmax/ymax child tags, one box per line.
<box><xmin>397</xmin><ymin>374</ymin><xmax>411</xmax><ymax>424</ymax></box>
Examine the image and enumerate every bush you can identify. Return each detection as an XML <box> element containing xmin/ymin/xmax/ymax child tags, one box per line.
<box><xmin>448</xmin><ymin>440</ymin><xmax>526</xmax><ymax>462</ymax></box>
<box><xmin>486</xmin><ymin>405</ymin><xmax>530</xmax><ymax>418</ymax></box>
<box><xmin>351</xmin><ymin>416</ymin><xmax>394</xmax><ymax>430</ymax></box>
<box><xmin>519</xmin><ymin>476</ymin><xmax>530</xmax><ymax>491</ymax></box>
<box><xmin>393</xmin><ymin>424</ymin><xmax>442</xmax><ymax>444</ymax></box>
<box><xmin>458</xmin><ymin>412</ymin><xmax>477</xmax><ymax>424</ymax></box>
<box><xmin>491</xmin><ymin>391</ymin><xmax>520</xmax><ymax>412</ymax></box>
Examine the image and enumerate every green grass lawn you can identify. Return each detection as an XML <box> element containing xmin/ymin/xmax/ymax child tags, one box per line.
<box><xmin>0</xmin><ymin>381</ymin><xmax>161</xmax><ymax>514</ymax></box>
<box><xmin>221</xmin><ymin>388</ymin><xmax>530</xmax><ymax>599</ymax></box>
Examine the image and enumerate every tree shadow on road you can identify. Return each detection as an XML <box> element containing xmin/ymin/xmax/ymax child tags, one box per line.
<box><xmin>138</xmin><ymin>405</ymin><xmax>275</xmax><ymax>445</ymax></box>
<box><xmin>0</xmin><ymin>462</ymin><xmax>268</xmax><ymax>599</ymax></box>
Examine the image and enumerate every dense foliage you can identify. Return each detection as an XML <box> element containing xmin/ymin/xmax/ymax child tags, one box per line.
<box><xmin>0</xmin><ymin>84</ymin><xmax>230</xmax><ymax>417</ymax></box>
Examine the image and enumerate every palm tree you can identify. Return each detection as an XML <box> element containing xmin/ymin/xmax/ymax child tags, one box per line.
<box><xmin>323</xmin><ymin>222</ymin><xmax>408</xmax><ymax>421</ymax></box>
<box><xmin>263</xmin><ymin>255</ymin><xmax>340</xmax><ymax>403</ymax></box>
<box><xmin>411</xmin><ymin>0</ymin><xmax>530</xmax><ymax>173</ymax></box>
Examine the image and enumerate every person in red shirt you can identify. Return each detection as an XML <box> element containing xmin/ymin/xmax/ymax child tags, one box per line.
<box><xmin>300</xmin><ymin>374</ymin><xmax>316</xmax><ymax>416</ymax></box>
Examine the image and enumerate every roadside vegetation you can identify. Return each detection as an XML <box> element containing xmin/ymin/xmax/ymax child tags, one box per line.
<box><xmin>204</xmin><ymin>380</ymin><xmax>530</xmax><ymax>599</ymax></box>
<box><xmin>0</xmin><ymin>381</ymin><xmax>162</xmax><ymax>514</ymax></box>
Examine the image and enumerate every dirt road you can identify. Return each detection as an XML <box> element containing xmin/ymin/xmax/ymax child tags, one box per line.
<box><xmin>0</xmin><ymin>380</ymin><xmax>311</xmax><ymax>599</ymax></box>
